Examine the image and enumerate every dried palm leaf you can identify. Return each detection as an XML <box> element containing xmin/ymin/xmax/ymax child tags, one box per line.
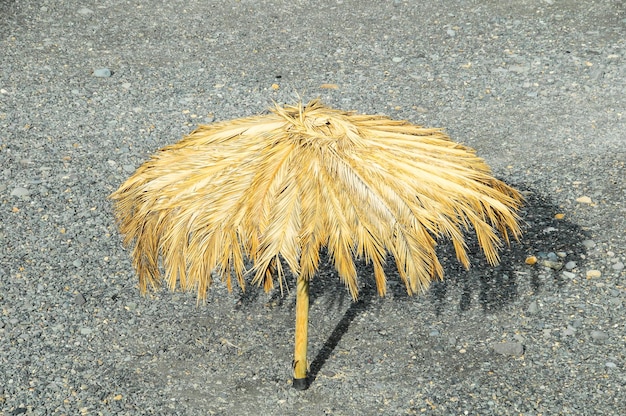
<box><xmin>110</xmin><ymin>99</ymin><xmax>522</xmax><ymax>389</ymax></box>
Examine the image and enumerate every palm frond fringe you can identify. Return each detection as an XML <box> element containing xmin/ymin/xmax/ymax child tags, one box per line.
<box><xmin>110</xmin><ymin>100</ymin><xmax>523</xmax><ymax>300</ymax></box>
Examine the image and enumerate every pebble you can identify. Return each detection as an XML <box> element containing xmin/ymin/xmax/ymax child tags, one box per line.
<box><xmin>586</xmin><ymin>270</ymin><xmax>602</xmax><ymax>278</ymax></box>
<box><xmin>562</xmin><ymin>326</ymin><xmax>576</xmax><ymax>336</ymax></box>
<box><xmin>562</xmin><ymin>271</ymin><xmax>576</xmax><ymax>279</ymax></box>
<box><xmin>606</xmin><ymin>362</ymin><xmax>617</xmax><ymax>369</ymax></box>
<box><xmin>541</xmin><ymin>260</ymin><xmax>563</xmax><ymax>270</ymax></box>
<box><xmin>525</xmin><ymin>255</ymin><xmax>537</xmax><ymax>265</ymax></box>
<box><xmin>527</xmin><ymin>301</ymin><xmax>539</xmax><ymax>314</ymax></box>
<box><xmin>93</xmin><ymin>68</ymin><xmax>112</xmax><ymax>78</ymax></box>
<box><xmin>10</xmin><ymin>187</ymin><xmax>30</xmax><ymax>197</ymax></box>
<box><xmin>609</xmin><ymin>298</ymin><xmax>622</xmax><ymax>306</ymax></box>
<box><xmin>611</xmin><ymin>261</ymin><xmax>624</xmax><ymax>271</ymax></box>
<box><xmin>492</xmin><ymin>342</ymin><xmax>524</xmax><ymax>356</ymax></box>
<box><xmin>75</xmin><ymin>293</ymin><xmax>87</xmax><ymax>306</ymax></box>
<box><xmin>392</xmin><ymin>57</ymin><xmax>404</xmax><ymax>63</ymax></box>
<box><xmin>565</xmin><ymin>261</ymin><xmax>577</xmax><ymax>270</ymax></box>
<box><xmin>576</xmin><ymin>196</ymin><xmax>593</xmax><ymax>204</ymax></box>
<box><xmin>79</xmin><ymin>327</ymin><xmax>93</xmax><ymax>335</ymax></box>
<box><xmin>590</xmin><ymin>330</ymin><xmax>609</xmax><ymax>342</ymax></box>
<box><xmin>508</xmin><ymin>65</ymin><xmax>530</xmax><ymax>74</ymax></box>
<box><xmin>582</xmin><ymin>240</ymin><xmax>596</xmax><ymax>249</ymax></box>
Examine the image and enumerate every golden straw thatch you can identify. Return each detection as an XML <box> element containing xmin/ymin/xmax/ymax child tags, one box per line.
<box><xmin>111</xmin><ymin>100</ymin><xmax>522</xmax><ymax>300</ymax></box>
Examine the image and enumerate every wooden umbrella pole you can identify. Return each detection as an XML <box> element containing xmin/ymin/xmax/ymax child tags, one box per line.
<box><xmin>292</xmin><ymin>275</ymin><xmax>310</xmax><ymax>390</ymax></box>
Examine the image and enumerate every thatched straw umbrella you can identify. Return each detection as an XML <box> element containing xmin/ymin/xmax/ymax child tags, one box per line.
<box><xmin>110</xmin><ymin>100</ymin><xmax>522</xmax><ymax>390</ymax></box>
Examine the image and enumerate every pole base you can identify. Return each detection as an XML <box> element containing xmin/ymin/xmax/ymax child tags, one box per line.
<box><xmin>292</xmin><ymin>377</ymin><xmax>308</xmax><ymax>390</ymax></box>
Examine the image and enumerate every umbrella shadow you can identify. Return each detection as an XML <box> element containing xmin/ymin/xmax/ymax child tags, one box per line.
<box><xmin>420</xmin><ymin>183</ymin><xmax>590</xmax><ymax>314</ymax></box>
<box><xmin>235</xmin><ymin>182</ymin><xmax>589</xmax><ymax>386</ymax></box>
<box><xmin>305</xmin><ymin>264</ymin><xmax>379</xmax><ymax>386</ymax></box>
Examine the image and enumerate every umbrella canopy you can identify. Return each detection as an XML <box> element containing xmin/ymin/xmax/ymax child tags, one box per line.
<box><xmin>111</xmin><ymin>99</ymin><xmax>522</xmax><ymax>300</ymax></box>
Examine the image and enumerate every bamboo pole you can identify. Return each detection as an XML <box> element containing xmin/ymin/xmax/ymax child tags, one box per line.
<box><xmin>292</xmin><ymin>275</ymin><xmax>310</xmax><ymax>390</ymax></box>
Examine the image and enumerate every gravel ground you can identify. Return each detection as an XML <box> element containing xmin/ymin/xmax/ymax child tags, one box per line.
<box><xmin>1</xmin><ymin>0</ymin><xmax>625</xmax><ymax>415</ymax></box>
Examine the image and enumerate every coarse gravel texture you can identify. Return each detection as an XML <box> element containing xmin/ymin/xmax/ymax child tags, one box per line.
<box><xmin>1</xmin><ymin>0</ymin><xmax>625</xmax><ymax>415</ymax></box>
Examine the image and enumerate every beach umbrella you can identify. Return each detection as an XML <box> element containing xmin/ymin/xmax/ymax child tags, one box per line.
<box><xmin>110</xmin><ymin>100</ymin><xmax>522</xmax><ymax>390</ymax></box>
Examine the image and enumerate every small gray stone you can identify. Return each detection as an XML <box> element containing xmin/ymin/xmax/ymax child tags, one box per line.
<box><xmin>93</xmin><ymin>68</ymin><xmax>112</xmax><ymax>78</ymax></box>
<box><xmin>11</xmin><ymin>187</ymin><xmax>30</xmax><ymax>197</ymax></box>
<box><xmin>605</xmin><ymin>362</ymin><xmax>617</xmax><ymax>369</ymax></box>
<box><xmin>611</xmin><ymin>261</ymin><xmax>624</xmax><ymax>271</ymax></box>
<box><xmin>75</xmin><ymin>293</ymin><xmax>87</xmax><ymax>306</ymax></box>
<box><xmin>446</xmin><ymin>29</ymin><xmax>456</xmax><ymax>37</ymax></box>
<box><xmin>79</xmin><ymin>327</ymin><xmax>93</xmax><ymax>335</ymax></box>
<box><xmin>562</xmin><ymin>271</ymin><xmax>576</xmax><ymax>279</ymax></box>
<box><xmin>508</xmin><ymin>65</ymin><xmax>530</xmax><ymax>74</ymax></box>
<box><xmin>582</xmin><ymin>239</ymin><xmax>596</xmax><ymax>249</ymax></box>
<box><xmin>590</xmin><ymin>330</ymin><xmax>609</xmax><ymax>342</ymax></box>
<box><xmin>492</xmin><ymin>342</ymin><xmax>524</xmax><ymax>356</ymax></box>
<box><xmin>527</xmin><ymin>300</ymin><xmax>539</xmax><ymax>314</ymax></box>
<box><xmin>392</xmin><ymin>57</ymin><xmax>404</xmax><ymax>63</ymax></box>
<box><xmin>72</xmin><ymin>259</ymin><xmax>82</xmax><ymax>267</ymax></box>
<box><xmin>541</xmin><ymin>260</ymin><xmax>563</xmax><ymax>270</ymax></box>
<box><xmin>565</xmin><ymin>261</ymin><xmax>577</xmax><ymax>270</ymax></box>
<box><xmin>562</xmin><ymin>326</ymin><xmax>576</xmax><ymax>336</ymax></box>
